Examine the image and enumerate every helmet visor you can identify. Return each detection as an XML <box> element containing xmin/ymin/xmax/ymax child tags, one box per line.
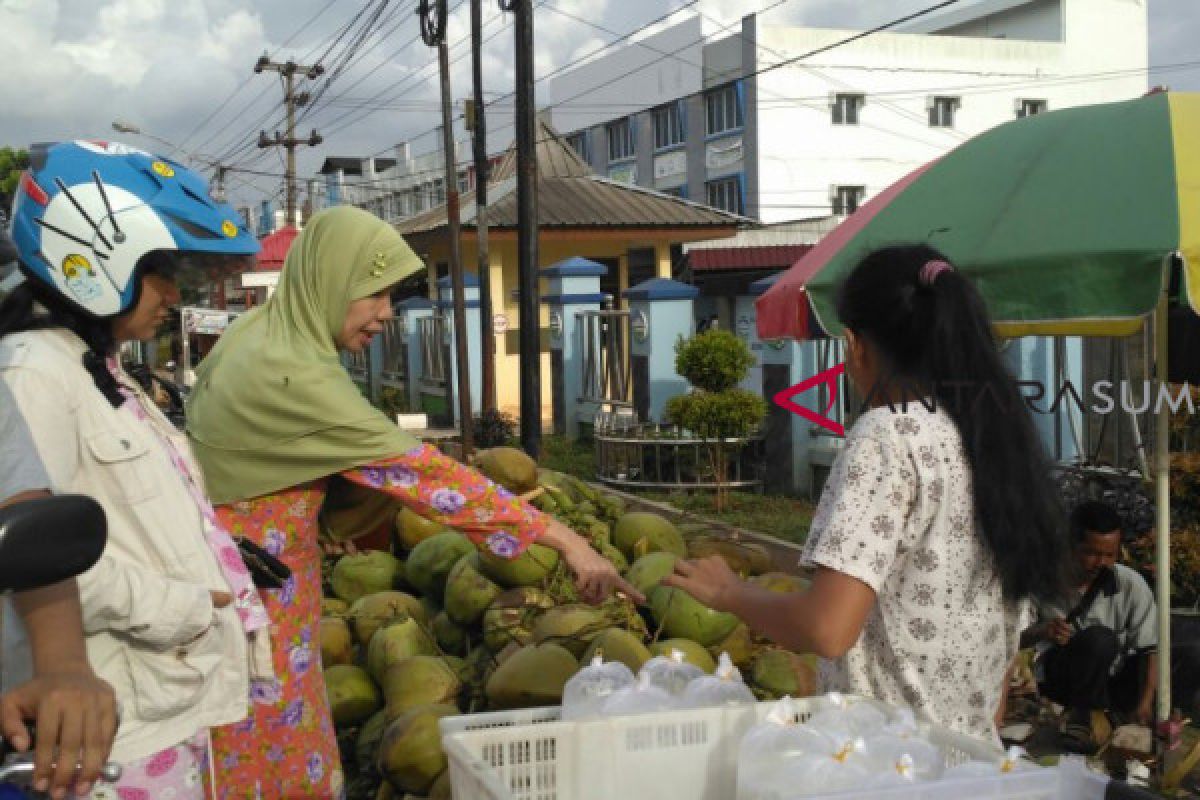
<box><xmin>141</xmin><ymin>250</ymin><xmax>254</xmax><ymax>292</ymax></box>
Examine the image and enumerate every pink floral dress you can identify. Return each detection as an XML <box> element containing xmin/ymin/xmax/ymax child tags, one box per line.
<box><xmin>209</xmin><ymin>443</ymin><xmax>546</xmax><ymax>800</ymax></box>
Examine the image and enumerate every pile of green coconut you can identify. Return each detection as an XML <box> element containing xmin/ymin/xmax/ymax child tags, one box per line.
<box><xmin>319</xmin><ymin>447</ymin><xmax>816</xmax><ymax>800</ymax></box>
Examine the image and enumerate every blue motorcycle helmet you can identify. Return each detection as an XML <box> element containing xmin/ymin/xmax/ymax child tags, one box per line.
<box><xmin>9</xmin><ymin>139</ymin><xmax>259</xmax><ymax>319</ymax></box>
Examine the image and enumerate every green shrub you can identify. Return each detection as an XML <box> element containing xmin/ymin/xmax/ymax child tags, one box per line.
<box><xmin>665</xmin><ymin>389</ymin><xmax>766</xmax><ymax>441</ymax></box>
<box><xmin>673</xmin><ymin>330</ymin><xmax>755</xmax><ymax>393</ymax></box>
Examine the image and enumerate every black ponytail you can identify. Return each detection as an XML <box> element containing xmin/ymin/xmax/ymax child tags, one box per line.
<box><xmin>0</xmin><ymin>276</ymin><xmax>124</xmax><ymax>407</ymax></box>
<box><xmin>835</xmin><ymin>244</ymin><xmax>1067</xmax><ymax>605</ymax></box>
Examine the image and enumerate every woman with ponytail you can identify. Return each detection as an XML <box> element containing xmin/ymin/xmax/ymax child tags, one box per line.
<box><xmin>667</xmin><ymin>244</ymin><xmax>1068</xmax><ymax>742</ymax></box>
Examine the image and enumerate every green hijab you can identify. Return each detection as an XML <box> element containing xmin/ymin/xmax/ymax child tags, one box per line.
<box><xmin>186</xmin><ymin>206</ymin><xmax>424</xmax><ymax>504</ymax></box>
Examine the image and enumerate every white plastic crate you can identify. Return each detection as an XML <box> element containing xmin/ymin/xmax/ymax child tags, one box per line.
<box><xmin>439</xmin><ymin>697</ymin><xmax>1087</xmax><ymax>800</ymax></box>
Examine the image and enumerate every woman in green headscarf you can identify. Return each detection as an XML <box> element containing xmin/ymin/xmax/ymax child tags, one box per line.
<box><xmin>186</xmin><ymin>206</ymin><xmax>637</xmax><ymax>799</ymax></box>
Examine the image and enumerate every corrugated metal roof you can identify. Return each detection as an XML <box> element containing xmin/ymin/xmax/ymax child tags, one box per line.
<box><xmin>396</xmin><ymin>120</ymin><xmax>747</xmax><ymax>235</ymax></box>
<box><xmin>688</xmin><ymin>244</ymin><xmax>814</xmax><ymax>272</ymax></box>
<box><xmin>255</xmin><ymin>226</ymin><xmax>299</xmax><ymax>270</ymax></box>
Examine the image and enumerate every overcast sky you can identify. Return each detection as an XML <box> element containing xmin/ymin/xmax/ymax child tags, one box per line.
<box><xmin>0</xmin><ymin>0</ymin><xmax>1195</xmax><ymax>211</ymax></box>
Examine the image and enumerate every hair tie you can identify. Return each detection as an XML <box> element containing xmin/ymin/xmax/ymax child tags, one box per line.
<box><xmin>918</xmin><ymin>259</ymin><xmax>953</xmax><ymax>287</ymax></box>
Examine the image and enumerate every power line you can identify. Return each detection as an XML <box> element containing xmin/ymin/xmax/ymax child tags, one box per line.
<box><xmin>188</xmin><ymin>0</ymin><xmax>355</xmax><ymax>158</ymax></box>
<box><xmin>206</xmin><ymin>0</ymin><xmax>389</xmax><ymax>168</ymax></box>
<box><xmin>306</xmin><ymin>54</ymin><xmax>1195</xmax><ymax>201</ymax></box>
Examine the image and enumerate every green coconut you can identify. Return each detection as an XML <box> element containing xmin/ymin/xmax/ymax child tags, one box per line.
<box><xmin>624</xmin><ymin>552</ymin><xmax>680</xmax><ymax>597</ymax></box>
<box><xmin>325</xmin><ymin>664</ymin><xmax>382</xmax><ymax>726</ymax></box>
<box><xmin>349</xmin><ymin>591</ymin><xmax>428</xmax><ymax>646</ymax></box>
<box><xmin>355</xmin><ymin>710</ymin><xmax>390</xmax><ymax>773</ymax></box>
<box><xmin>394</xmin><ymin>508</ymin><xmax>446</xmax><ymax>552</ymax></box>
<box><xmin>752</xmin><ymin>572</ymin><xmax>812</xmax><ymax>595</ymax></box>
<box><xmin>321</xmin><ymin>597</ymin><xmax>351</xmax><ymax>616</ymax></box>
<box><xmin>381</xmin><ymin>655</ymin><xmax>462</xmax><ymax>719</ymax></box>
<box><xmin>481</xmin><ymin>587</ymin><xmax>556</xmax><ymax>651</ymax></box>
<box><xmin>431</xmin><ymin>611</ymin><xmax>468</xmax><ymax>655</ymax></box>
<box><xmin>443</xmin><ymin>552</ymin><xmax>502</xmax><ymax>625</ymax></box>
<box><xmin>648</xmin><ymin>585</ymin><xmax>739</xmax><ymax>647</ymax></box>
<box><xmin>531</xmin><ymin>605</ymin><xmax>611</xmax><ymax>658</ymax></box>
<box><xmin>319</xmin><ymin>617</ymin><xmax>355</xmax><ymax>668</ymax></box>
<box><xmin>649</xmin><ymin>639</ymin><xmax>717</xmax><ymax>673</ymax></box>
<box><xmin>478</xmin><ymin>542</ymin><xmax>560</xmax><ymax>588</ymax></box>
<box><xmin>750</xmin><ymin>649</ymin><xmax>819</xmax><ymax>699</ymax></box>
<box><xmin>485</xmin><ymin>643</ymin><xmax>579</xmax><ymax>710</ymax></box>
<box><xmin>687</xmin><ymin>536</ymin><xmax>773</xmax><ymax>576</ymax></box>
<box><xmin>474</xmin><ymin>446</ymin><xmax>539</xmax><ymax>494</ymax></box>
<box><xmin>366</xmin><ymin>617</ymin><xmax>438</xmax><ymax>682</ymax></box>
<box><xmin>331</xmin><ymin>550</ymin><xmax>403</xmax><ymax>604</ymax></box>
<box><xmin>377</xmin><ymin>703</ymin><xmax>459</xmax><ymax>794</ymax></box>
<box><xmin>580</xmin><ymin>628</ymin><xmax>652</xmax><ymax>673</ymax></box>
<box><xmin>406</xmin><ymin>532</ymin><xmax>474</xmax><ymax>599</ymax></box>
<box><xmin>710</xmin><ymin>623</ymin><xmax>756</xmax><ymax>669</ymax></box>
<box><xmin>613</xmin><ymin>512</ymin><xmax>686</xmax><ymax>560</ymax></box>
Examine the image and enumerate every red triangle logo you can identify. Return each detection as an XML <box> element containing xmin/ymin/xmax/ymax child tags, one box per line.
<box><xmin>773</xmin><ymin>363</ymin><xmax>846</xmax><ymax>437</ymax></box>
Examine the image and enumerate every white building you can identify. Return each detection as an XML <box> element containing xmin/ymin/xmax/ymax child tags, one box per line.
<box><xmin>546</xmin><ymin>0</ymin><xmax>1149</xmax><ymax>223</ymax></box>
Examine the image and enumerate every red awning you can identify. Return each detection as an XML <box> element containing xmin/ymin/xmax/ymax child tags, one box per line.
<box><xmin>255</xmin><ymin>226</ymin><xmax>300</xmax><ymax>271</ymax></box>
<box><xmin>688</xmin><ymin>244</ymin><xmax>813</xmax><ymax>272</ymax></box>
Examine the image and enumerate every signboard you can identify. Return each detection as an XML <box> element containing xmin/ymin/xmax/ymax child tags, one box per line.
<box><xmin>654</xmin><ymin>150</ymin><xmax>687</xmax><ymax>181</ymax></box>
<box><xmin>736</xmin><ymin>315</ymin><xmax>752</xmax><ymax>338</ymax></box>
<box><xmin>183</xmin><ymin>307</ymin><xmax>238</xmax><ymax>336</ymax></box>
<box><xmin>705</xmin><ymin>136</ymin><xmax>743</xmax><ymax>171</ymax></box>
<box><xmin>493</xmin><ymin>313</ymin><xmax>510</xmax><ymax>335</ymax></box>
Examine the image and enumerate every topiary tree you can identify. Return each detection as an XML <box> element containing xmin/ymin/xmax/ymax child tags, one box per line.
<box><xmin>665</xmin><ymin>330</ymin><xmax>766</xmax><ymax>511</ymax></box>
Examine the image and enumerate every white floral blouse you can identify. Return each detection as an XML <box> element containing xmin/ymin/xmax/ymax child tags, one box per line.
<box><xmin>801</xmin><ymin>404</ymin><xmax>1033</xmax><ymax>742</ymax></box>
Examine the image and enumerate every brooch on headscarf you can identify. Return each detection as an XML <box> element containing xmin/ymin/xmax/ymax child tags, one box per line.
<box><xmin>370</xmin><ymin>252</ymin><xmax>387</xmax><ymax>277</ymax></box>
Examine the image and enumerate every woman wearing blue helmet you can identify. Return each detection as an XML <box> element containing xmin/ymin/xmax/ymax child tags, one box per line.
<box><xmin>0</xmin><ymin>140</ymin><xmax>274</xmax><ymax>800</ymax></box>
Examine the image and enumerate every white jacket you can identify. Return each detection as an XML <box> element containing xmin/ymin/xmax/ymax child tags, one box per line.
<box><xmin>0</xmin><ymin>328</ymin><xmax>260</xmax><ymax>763</ymax></box>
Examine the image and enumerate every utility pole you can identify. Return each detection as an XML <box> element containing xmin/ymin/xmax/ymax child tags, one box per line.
<box><xmin>500</xmin><ymin>0</ymin><xmax>540</xmax><ymax>458</ymax></box>
<box><xmin>467</xmin><ymin>0</ymin><xmax>497</xmax><ymax>413</ymax></box>
<box><xmin>254</xmin><ymin>54</ymin><xmax>324</xmax><ymax>227</ymax></box>
<box><xmin>421</xmin><ymin>0</ymin><xmax>475</xmax><ymax>457</ymax></box>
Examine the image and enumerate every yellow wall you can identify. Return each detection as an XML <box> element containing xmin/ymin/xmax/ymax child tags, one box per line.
<box><xmin>410</xmin><ymin>227</ymin><xmax>732</xmax><ymax>425</ymax></box>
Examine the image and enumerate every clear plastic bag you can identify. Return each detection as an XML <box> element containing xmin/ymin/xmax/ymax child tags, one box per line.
<box><xmin>561</xmin><ymin>653</ymin><xmax>636</xmax><ymax>720</ymax></box>
<box><xmin>600</xmin><ymin>671</ymin><xmax>677</xmax><ymax>716</ymax></box>
<box><xmin>638</xmin><ymin>648</ymin><xmax>704</xmax><ymax>696</ymax></box>
<box><xmin>807</xmin><ymin>692</ymin><xmax>887</xmax><ymax>738</ymax></box>
<box><xmin>767</xmin><ymin>738</ymin><xmax>872</xmax><ymax>797</ymax></box>
<box><xmin>737</xmin><ymin>697</ymin><xmax>851</xmax><ymax>800</ymax></box>
<box><xmin>942</xmin><ymin>747</ymin><xmax>1031</xmax><ymax>780</ymax></box>
<box><xmin>681</xmin><ymin>652</ymin><xmax>756</xmax><ymax>708</ymax></box>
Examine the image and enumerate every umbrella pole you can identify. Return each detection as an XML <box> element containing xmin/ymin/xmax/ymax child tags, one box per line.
<box><xmin>1153</xmin><ymin>283</ymin><xmax>1171</xmax><ymax>730</ymax></box>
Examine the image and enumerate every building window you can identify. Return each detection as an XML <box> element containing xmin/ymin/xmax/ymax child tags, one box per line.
<box><xmin>432</xmin><ymin>178</ymin><xmax>446</xmax><ymax>207</ymax></box>
<box><xmin>660</xmin><ymin>185</ymin><xmax>688</xmax><ymax>199</ymax></box>
<box><xmin>832</xmin><ymin>185</ymin><xmax>865</xmax><ymax>216</ymax></box>
<box><xmin>706</xmin><ymin>176</ymin><xmax>743</xmax><ymax>215</ymax></box>
<box><xmin>607</xmin><ymin>118</ymin><xmax>635</xmax><ymax>162</ymax></box>
<box><xmin>831</xmin><ymin>93</ymin><xmax>864</xmax><ymax>125</ymax></box>
<box><xmin>653</xmin><ymin>102</ymin><xmax>685</xmax><ymax>149</ymax></box>
<box><xmin>1017</xmin><ymin>98</ymin><xmax>1048</xmax><ymax>118</ymax></box>
<box><xmin>705</xmin><ymin>82</ymin><xmax>744</xmax><ymax>136</ymax></box>
<box><xmin>566</xmin><ymin>131</ymin><xmax>590</xmax><ymax>162</ymax></box>
<box><xmin>928</xmin><ymin>96</ymin><xmax>960</xmax><ymax>128</ymax></box>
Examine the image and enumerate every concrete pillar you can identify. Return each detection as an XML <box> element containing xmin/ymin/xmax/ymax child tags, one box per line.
<box><xmin>654</xmin><ymin>241</ymin><xmax>672</xmax><ymax>279</ymax></box>
<box><xmin>624</xmin><ymin>278</ymin><xmax>698</xmax><ymax>424</ymax></box>
<box><xmin>541</xmin><ymin>257</ymin><xmax>608</xmax><ymax>438</ymax></box>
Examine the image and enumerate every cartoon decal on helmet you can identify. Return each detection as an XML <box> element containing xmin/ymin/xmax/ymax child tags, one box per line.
<box><xmin>61</xmin><ymin>253</ymin><xmax>104</xmax><ymax>303</ymax></box>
